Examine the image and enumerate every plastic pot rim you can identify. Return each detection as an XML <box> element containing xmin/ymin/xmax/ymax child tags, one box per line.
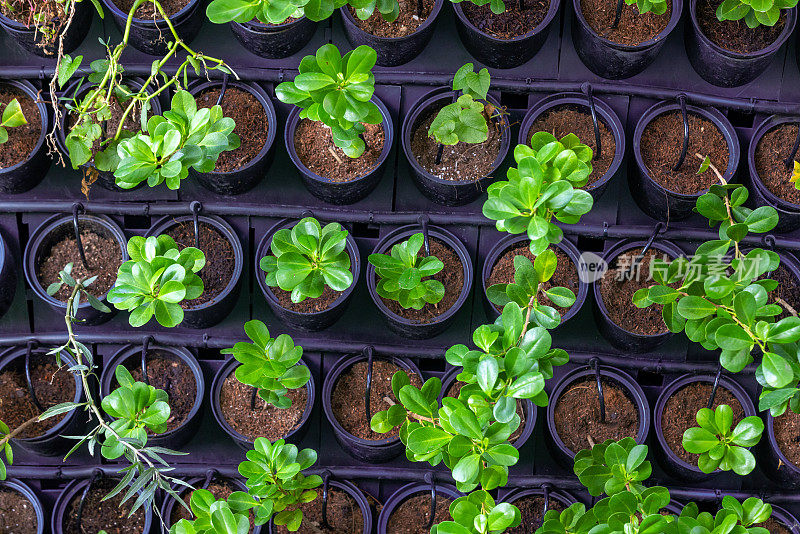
<box><xmin>633</xmin><ymin>99</ymin><xmax>740</xmax><ymax>200</ymax></box>
<box><xmin>747</xmin><ymin>114</ymin><xmax>800</xmax><ymax>214</ymax></box>
<box><xmin>451</xmin><ymin>0</ymin><xmax>560</xmax><ymax>43</ymax></box>
<box><xmin>338</xmin><ymin>0</ymin><xmax>445</xmax><ymax>43</ymax></box>
<box><xmin>145</xmin><ymin>214</ymin><xmax>244</xmax><ymax>313</ymax></box>
<box><xmin>769</xmin><ymin>504</ymin><xmax>800</xmax><ymax>533</ymax></box>
<box><xmin>572</xmin><ymin>0</ymin><xmax>683</xmax><ymax>50</ymax></box>
<box><xmin>377</xmin><ymin>481</ymin><xmax>464</xmax><ymax>533</ymax></box>
<box><xmin>766</xmin><ymin>411</ymin><xmax>800</xmax><ymax>480</ymax></box>
<box><xmin>0</xmin><ymin>79</ymin><xmax>47</xmax><ymax>176</ymax></box>
<box><xmin>0</xmin><ymin>478</ymin><xmax>45</xmax><ymax>534</ymax></box>
<box><xmin>100</xmin><ymin>0</ymin><xmax>200</xmax><ymax>26</ymax></box>
<box><xmin>365</xmin><ymin>224</ymin><xmax>473</xmax><ymax>329</ymax></box>
<box><xmin>255</xmin><ymin>218</ymin><xmax>361</xmax><ymax>317</ymax></box>
<box><xmin>269</xmin><ymin>478</ymin><xmax>373</xmax><ymax>534</ymax></box>
<box><xmin>498</xmin><ymin>486</ymin><xmax>577</xmax><ymax>508</ymax></box>
<box><xmin>235</xmin><ymin>15</ymin><xmax>311</xmax><ymax>32</ymax></box>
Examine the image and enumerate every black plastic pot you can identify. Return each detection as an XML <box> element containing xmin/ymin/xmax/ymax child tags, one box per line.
<box><xmin>377</xmin><ymin>481</ymin><xmax>462</xmax><ymax>533</ymax></box>
<box><xmin>322</xmin><ymin>353</ymin><xmax>423</xmax><ymax>463</ymax></box>
<box><xmin>189</xmin><ymin>80</ymin><xmax>277</xmax><ymax>195</ymax></box>
<box><xmin>55</xmin><ymin>77</ymin><xmax>162</xmax><ymax>193</ymax></box>
<box><xmin>499</xmin><ymin>486</ymin><xmax>577</xmax><ymax>525</ymax></box>
<box><xmin>0</xmin><ymin>0</ymin><xmax>92</xmax><ymax>56</ymax></box>
<box><xmin>452</xmin><ymin>0</ymin><xmax>560</xmax><ymax>69</ymax></box>
<box><xmin>268</xmin><ymin>479</ymin><xmax>372</xmax><ymax>534</ymax></box>
<box><xmin>100</xmin><ymin>344</ymin><xmax>205</xmax><ymax>451</ymax></box>
<box><xmin>255</xmin><ymin>218</ymin><xmax>361</xmax><ymax>332</ymax></box>
<box><xmin>0</xmin><ymin>230</ymin><xmax>16</xmax><ymax>322</ymax></box>
<box><xmin>654</xmin><ymin>373</ymin><xmax>757</xmax><ymax>481</ymax></box>
<box><xmin>0</xmin><ymin>80</ymin><xmax>50</xmax><ymax>194</ymax></box>
<box><xmin>0</xmin><ymin>479</ymin><xmax>45</xmax><ymax>534</ymax></box>
<box><xmin>571</xmin><ymin>0</ymin><xmax>682</xmax><ymax>79</ymax></box>
<box><xmin>401</xmin><ymin>88</ymin><xmax>511</xmax><ymax>206</ymax></box>
<box><xmin>210</xmin><ymin>355</ymin><xmax>315</xmax><ymax>450</ymax></box>
<box><xmin>769</xmin><ymin>505</ymin><xmax>800</xmax><ymax>533</ymax></box>
<box><xmin>0</xmin><ymin>346</ymin><xmax>85</xmax><ymax>457</ymax></box>
<box><xmin>284</xmin><ymin>95</ymin><xmax>394</xmax><ymax>204</ymax></box>
<box><xmin>339</xmin><ymin>0</ymin><xmax>444</xmax><ymax>66</ymax></box>
<box><xmin>146</xmin><ymin>214</ymin><xmax>243</xmax><ymax>329</ymax></box>
<box><xmin>518</xmin><ymin>92</ymin><xmax>625</xmax><ymax>199</ymax></box>
<box><xmin>230</xmin><ymin>17</ymin><xmax>317</xmax><ymax>59</ymax></box>
<box><xmin>440</xmin><ymin>367</ymin><xmax>536</xmax><ymax>448</ymax></box>
<box><xmin>24</xmin><ymin>213</ymin><xmax>127</xmax><ymax>326</ymax></box>
<box><xmin>546</xmin><ymin>365</ymin><xmax>651</xmax><ymax>466</ymax></box>
<box><xmin>482</xmin><ymin>234</ymin><xmax>587</xmax><ymax>325</ymax></box>
<box><xmin>765</xmin><ymin>411</ymin><xmax>800</xmax><ymax>488</ymax></box>
<box><xmin>366</xmin><ymin>224</ymin><xmax>473</xmax><ymax>339</ymax></box>
<box><xmin>631</xmin><ymin>100</ymin><xmax>739</xmax><ymax>221</ymax></box>
<box><xmin>592</xmin><ymin>239</ymin><xmax>684</xmax><ymax>352</ymax></box>
<box><xmin>100</xmin><ymin>0</ymin><xmax>204</xmax><ymax>55</ymax></box>
<box><xmin>51</xmin><ymin>477</ymin><xmax>153</xmax><ymax>534</ymax></box>
<box><xmin>685</xmin><ymin>0</ymin><xmax>797</xmax><ymax>87</ymax></box>
<box><xmin>747</xmin><ymin>115</ymin><xmax>800</xmax><ymax>233</ymax></box>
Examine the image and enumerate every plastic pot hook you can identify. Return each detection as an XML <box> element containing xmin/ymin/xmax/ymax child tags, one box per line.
<box><xmin>24</xmin><ymin>340</ymin><xmax>44</xmax><ymax>413</ymax></box>
<box><xmin>190</xmin><ymin>201</ymin><xmax>202</xmax><ymax>249</ymax></box>
<box><xmin>72</xmin><ymin>202</ymin><xmax>89</xmax><ymax>270</ymax></box>
<box><xmin>424</xmin><ymin>472</ymin><xmax>437</xmax><ymax>530</ymax></box>
<box><xmin>623</xmin><ymin>222</ymin><xmax>667</xmax><ymax>278</ymax></box>
<box><xmin>580</xmin><ymin>83</ymin><xmax>602</xmax><ymax>160</ymax></box>
<box><xmin>364</xmin><ymin>346</ymin><xmax>374</xmax><ymax>425</ymax></box>
<box><xmin>140</xmin><ymin>336</ymin><xmax>152</xmax><ymax>386</ymax></box>
<box><xmin>610</xmin><ymin>0</ymin><xmax>625</xmax><ymax>29</ymax></box>
<box><xmin>215</xmin><ymin>73</ymin><xmax>230</xmax><ymax>107</ymax></box>
<box><xmin>201</xmin><ymin>468</ymin><xmax>218</xmax><ymax>489</ymax></box>
<box><xmin>417</xmin><ymin>214</ymin><xmax>431</xmax><ymax>257</ymax></box>
<box><xmin>707</xmin><ymin>365</ymin><xmax>723</xmax><ymax>410</ymax></box>
<box><xmin>75</xmin><ymin>469</ymin><xmax>103</xmax><ymax>531</ymax></box>
<box><xmin>320</xmin><ymin>470</ymin><xmax>332</xmax><ymax>529</ymax></box>
<box><xmin>783</xmin><ymin>122</ymin><xmax>800</xmax><ymax>169</ymax></box>
<box><xmin>672</xmin><ymin>95</ymin><xmax>689</xmax><ymax>172</ymax></box>
<box><xmin>589</xmin><ymin>358</ymin><xmax>606</xmax><ymax>423</ymax></box>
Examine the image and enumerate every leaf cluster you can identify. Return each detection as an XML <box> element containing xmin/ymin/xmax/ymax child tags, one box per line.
<box><xmin>450</xmin><ymin>0</ymin><xmax>507</xmax><ymax>16</ymax></box>
<box><xmin>716</xmin><ymin>0</ymin><xmax>796</xmax><ymax>28</ymax></box>
<box><xmin>624</xmin><ymin>0</ymin><xmax>668</xmax><ymax>15</ymax></box>
<box><xmin>170</xmin><ymin>490</ymin><xmax>253</xmax><ymax>534</ymax></box>
<box><xmin>206</xmin><ymin>0</ymin><xmax>400</xmax><ymax>25</ymax></box>
<box><xmin>0</xmin><ymin>98</ymin><xmax>26</xmax><ymax>145</ymax></box>
<box><xmin>431</xmin><ymin>490</ymin><xmax>522</xmax><ymax>534</ymax></box>
<box><xmin>429</xmin><ymin>64</ymin><xmax>491</xmax><ymax>146</ymax></box>
<box><xmin>682</xmin><ymin>404</ymin><xmax>764</xmax><ymax>475</ymax></box>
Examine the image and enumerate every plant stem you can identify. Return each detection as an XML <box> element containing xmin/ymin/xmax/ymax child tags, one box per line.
<box><xmin>382</xmin><ymin>396</ymin><xmax>436</xmax><ymax>424</ymax></box>
<box><xmin>0</xmin><ymin>415</ymin><xmax>41</xmax><ymax>448</ymax></box>
<box><xmin>776</xmin><ymin>297</ymin><xmax>799</xmax><ymax>318</ymax></box>
<box><xmin>695</xmin><ymin>153</ymin><xmax>739</xmax><ymax>258</ymax></box>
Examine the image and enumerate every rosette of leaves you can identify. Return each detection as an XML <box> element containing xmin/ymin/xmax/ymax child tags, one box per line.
<box><xmin>100</xmin><ymin>365</ymin><xmax>171</xmax><ymax>460</ymax></box>
<box><xmin>259</xmin><ymin>217</ymin><xmax>353</xmax><ymax>303</ymax></box>
<box><xmin>624</xmin><ymin>0</ymin><xmax>668</xmax><ymax>15</ymax></box>
<box><xmin>114</xmin><ymin>90</ymin><xmax>239</xmax><ymax>190</ymax></box>
<box><xmin>674</xmin><ymin>498</ymin><xmax>772</xmax><ymax>534</ymax></box>
<box><xmin>237</xmin><ymin>438</ymin><xmax>323</xmax><ymax>530</ymax></box>
<box><xmin>482</xmin><ymin>133</ymin><xmax>595</xmax><ymax>255</ymax></box>
<box><xmin>682</xmin><ymin>404</ymin><xmax>764</xmax><ymax>475</ymax></box>
<box><xmin>429</xmin><ymin>63</ymin><xmax>491</xmax><ymax>146</ymax></box>
<box><xmin>107</xmin><ymin>235</ymin><xmax>206</xmax><ymax>328</ymax></box>
<box><xmin>275</xmin><ymin>44</ymin><xmax>381</xmax><ymax>158</ymax></box>
<box><xmin>221</xmin><ymin>320</ymin><xmax>310</xmax><ymax>408</ymax></box>
<box><xmin>716</xmin><ymin>0</ymin><xmax>796</xmax><ymax>28</ymax></box>
<box><xmin>169</xmin><ymin>489</ymin><xmax>253</xmax><ymax>534</ymax></box>
<box><xmin>368</xmin><ymin>232</ymin><xmax>445</xmax><ymax>310</ymax></box>
<box><xmin>207</xmin><ymin>0</ymin><xmax>402</xmax><ymax>24</ymax></box>
<box><xmin>0</xmin><ymin>98</ymin><xmax>26</xmax><ymax>144</ymax></box>
<box><xmin>430</xmin><ymin>490</ymin><xmax>522</xmax><ymax>534</ymax></box>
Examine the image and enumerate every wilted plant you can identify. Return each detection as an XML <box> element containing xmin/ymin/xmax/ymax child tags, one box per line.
<box><xmin>0</xmin><ymin>98</ymin><xmax>26</xmax><ymax>145</ymax></box>
<box><xmin>682</xmin><ymin>404</ymin><xmax>764</xmax><ymax>475</ymax></box>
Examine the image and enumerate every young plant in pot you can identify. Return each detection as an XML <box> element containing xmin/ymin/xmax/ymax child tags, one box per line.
<box><xmin>276</xmin><ymin>44</ymin><xmax>393</xmax><ymax>205</ymax></box>
<box><xmin>500</xmin><ymin>486</ymin><xmax>576</xmax><ymax>533</ymax></box>
<box><xmin>0</xmin><ymin>80</ymin><xmax>50</xmax><ymax>194</ymax></box>
<box><xmin>0</xmin><ymin>98</ymin><xmax>26</xmax><ymax>145</ymax></box>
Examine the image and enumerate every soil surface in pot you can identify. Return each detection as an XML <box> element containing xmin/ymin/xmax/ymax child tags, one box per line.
<box><xmin>37</xmin><ymin>228</ymin><xmax>123</xmax><ymax>302</ymax></box>
<box><xmin>172</xmin><ymin>480</ymin><xmax>255</xmax><ymax>532</ymax></box>
<box><xmin>64</xmin><ymin>479</ymin><xmax>147</xmax><ymax>534</ymax></box>
<box><xmin>445</xmin><ymin>380</ymin><xmax>526</xmax><ymax>442</ymax></box>
<box><xmin>696</xmin><ymin>0</ymin><xmax>786</xmax><ymax>54</ymax></box>
<box><xmin>386</xmin><ymin>492</ymin><xmax>453</xmax><ymax>534</ymax></box>
<box><xmin>767</xmin><ymin>263</ymin><xmax>800</xmax><ymax>321</ymax></box>
<box><xmin>377</xmin><ymin>238</ymin><xmax>464</xmax><ymax>323</ymax></box>
<box><xmin>640</xmin><ymin>110</ymin><xmax>728</xmax><ymax>195</ymax></box>
<box><xmin>0</xmin><ymin>0</ymin><xmax>63</xmax><ymax>26</ymax></box>
<box><xmin>276</xmin><ymin>488</ymin><xmax>364</xmax><ymax>533</ymax></box>
<box><xmin>758</xmin><ymin>518</ymin><xmax>792</xmax><ymax>534</ymax></box>
<box><xmin>507</xmin><ymin>496</ymin><xmax>566</xmax><ymax>534</ymax></box>
<box><xmin>773</xmin><ymin>408</ymin><xmax>800</xmax><ymax>469</ymax></box>
<box><xmin>331</xmin><ymin>360</ymin><xmax>421</xmax><ymax>440</ymax></box>
<box><xmin>598</xmin><ymin>247</ymin><xmax>674</xmax><ymax>335</ymax></box>
<box><xmin>580</xmin><ymin>0</ymin><xmax>671</xmax><ymax>45</ymax></box>
<box><xmin>487</xmin><ymin>244</ymin><xmax>579</xmax><ymax>316</ymax></box>
<box><xmin>197</xmin><ymin>87</ymin><xmax>269</xmax><ymax>173</ymax></box>
<box><xmin>349</xmin><ymin>0</ymin><xmax>434</xmax><ymax>37</ymax></box>
<box><xmin>0</xmin><ymin>87</ymin><xmax>41</xmax><ymax>169</ymax></box>
<box><xmin>219</xmin><ymin>367</ymin><xmax>308</xmax><ymax>441</ymax></box>
<box><xmin>115</xmin><ymin>351</ymin><xmax>196</xmax><ymax>433</ymax></box>
<box><xmin>265</xmin><ymin>248</ymin><xmax>354</xmax><ymax>314</ymax></box>
<box><xmin>462</xmin><ymin>0</ymin><xmax>549</xmax><ymax>39</ymax></box>
<box><xmin>0</xmin><ymin>353</ymin><xmax>76</xmax><ymax>437</ymax></box>
<box><xmin>115</xmin><ymin>0</ymin><xmax>187</xmax><ymax>19</ymax></box>
<box><xmin>0</xmin><ymin>487</ymin><xmax>37</xmax><ymax>534</ymax></box>
<box><xmin>294</xmin><ymin>119</ymin><xmax>384</xmax><ymax>182</ymax></box>
<box><xmin>165</xmin><ymin>221</ymin><xmax>235</xmax><ymax>308</ymax></box>
<box><xmin>67</xmin><ymin>89</ymin><xmax>142</xmax><ymax>165</ymax></box>
<box><xmin>754</xmin><ymin>123</ymin><xmax>800</xmax><ymax>206</ymax></box>
<box><xmin>411</xmin><ymin>100</ymin><xmax>504</xmax><ymax>182</ymax></box>
<box><xmin>662</xmin><ymin>382</ymin><xmax>744</xmax><ymax>465</ymax></box>
<box><xmin>554</xmin><ymin>377</ymin><xmax>640</xmax><ymax>454</ymax></box>
<box><xmin>528</xmin><ymin>104</ymin><xmax>616</xmax><ymax>188</ymax></box>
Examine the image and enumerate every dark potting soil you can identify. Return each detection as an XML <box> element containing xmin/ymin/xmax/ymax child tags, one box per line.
<box><xmin>599</xmin><ymin>247</ymin><xmax>674</xmax><ymax>335</ymax></box>
<box><xmin>64</xmin><ymin>479</ymin><xmax>147</xmax><ymax>534</ymax></box>
<box><xmin>773</xmin><ymin>408</ymin><xmax>800</xmax><ymax>469</ymax></box>
<box><xmin>165</xmin><ymin>221</ymin><xmax>235</xmax><ymax>308</ymax></box>
<box><xmin>386</xmin><ymin>493</ymin><xmax>453</xmax><ymax>534</ymax></box>
<box><xmin>197</xmin><ymin>87</ymin><xmax>269</xmax><ymax>173</ymax></box>
<box><xmin>446</xmin><ymin>381</ymin><xmax>525</xmax><ymax>442</ymax></box>
<box><xmin>116</xmin><ymin>351</ymin><xmax>196</xmax><ymax>433</ymax></box>
<box><xmin>266</xmin><ymin>249</ymin><xmax>354</xmax><ymax>314</ymax></box>
<box><xmin>275</xmin><ymin>489</ymin><xmax>364</xmax><ymax>534</ymax></box>
<box><xmin>487</xmin><ymin>244</ymin><xmax>579</xmax><ymax>316</ymax></box>
<box><xmin>759</xmin><ymin>518</ymin><xmax>792</xmax><ymax>534</ymax></box>
<box><xmin>580</xmin><ymin>0</ymin><xmax>671</xmax><ymax>45</ymax></box>
<box><xmin>37</xmin><ymin>229</ymin><xmax>123</xmax><ymax>302</ymax></box>
<box><xmin>554</xmin><ymin>377</ymin><xmax>640</xmax><ymax>454</ymax></box>
<box><xmin>172</xmin><ymin>480</ymin><xmax>255</xmax><ymax>532</ymax></box>
<box><xmin>378</xmin><ymin>238</ymin><xmax>464</xmax><ymax>323</ymax></box>
<box><xmin>0</xmin><ymin>488</ymin><xmax>37</xmax><ymax>534</ymax></box>
<box><xmin>506</xmin><ymin>496</ymin><xmax>566</xmax><ymax>534</ymax></box>
<box><xmin>349</xmin><ymin>0</ymin><xmax>434</xmax><ymax>37</ymax></box>
<box><xmin>0</xmin><ymin>87</ymin><xmax>40</xmax><ymax>169</ymax></box>
<box><xmin>696</xmin><ymin>0</ymin><xmax>786</xmax><ymax>53</ymax></box>
<box><xmin>294</xmin><ymin>119</ymin><xmax>385</xmax><ymax>181</ymax></box>
<box><xmin>219</xmin><ymin>369</ymin><xmax>307</xmax><ymax>441</ymax></box>
<box><xmin>768</xmin><ymin>263</ymin><xmax>800</xmax><ymax>322</ymax></box>
<box><xmin>754</xmin><ymin>123</ymin><xmax>800</xmax><ymax>206</ymax></box>
<box><xmin>0</xmin><ymin>0</ymin><xmax>63</xmax><ymax>26</ymax></box>
<box><xmin>330</xmin><ymin>360</ymin><xmax>422</xmax><ymax>441</ymax></box>
<box><xmin>114</xmin><ymin>0</ymin><xmax>187</xmax><ymax>18</ymax></box>
<box><xmin>528</xmin><ymin>105</ymin><xmax>616</xmax><ymax>188</ymax></box>
<box><xmin>0</xmin><ymin>354</ymin><xmax>76</xmax><ymax>438</ymax></box>
<box><xmin>662</xmin><ymin>382</ymin><xmax>744</xmax><ymax>465</ymax></box>
<box><xmin>640</xmin><ymin>111</ymin><xmax>728</xmax><ymax>195</ymax></box>
<box><xmin>411</xmin><ymin>101</ymin><xmax>504</xmax><ymax>182</ymax></box>
<box><xmin>462</xmin><ymin>0</ymin><xmax>549</xmax><ymax>39</ymax></box>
